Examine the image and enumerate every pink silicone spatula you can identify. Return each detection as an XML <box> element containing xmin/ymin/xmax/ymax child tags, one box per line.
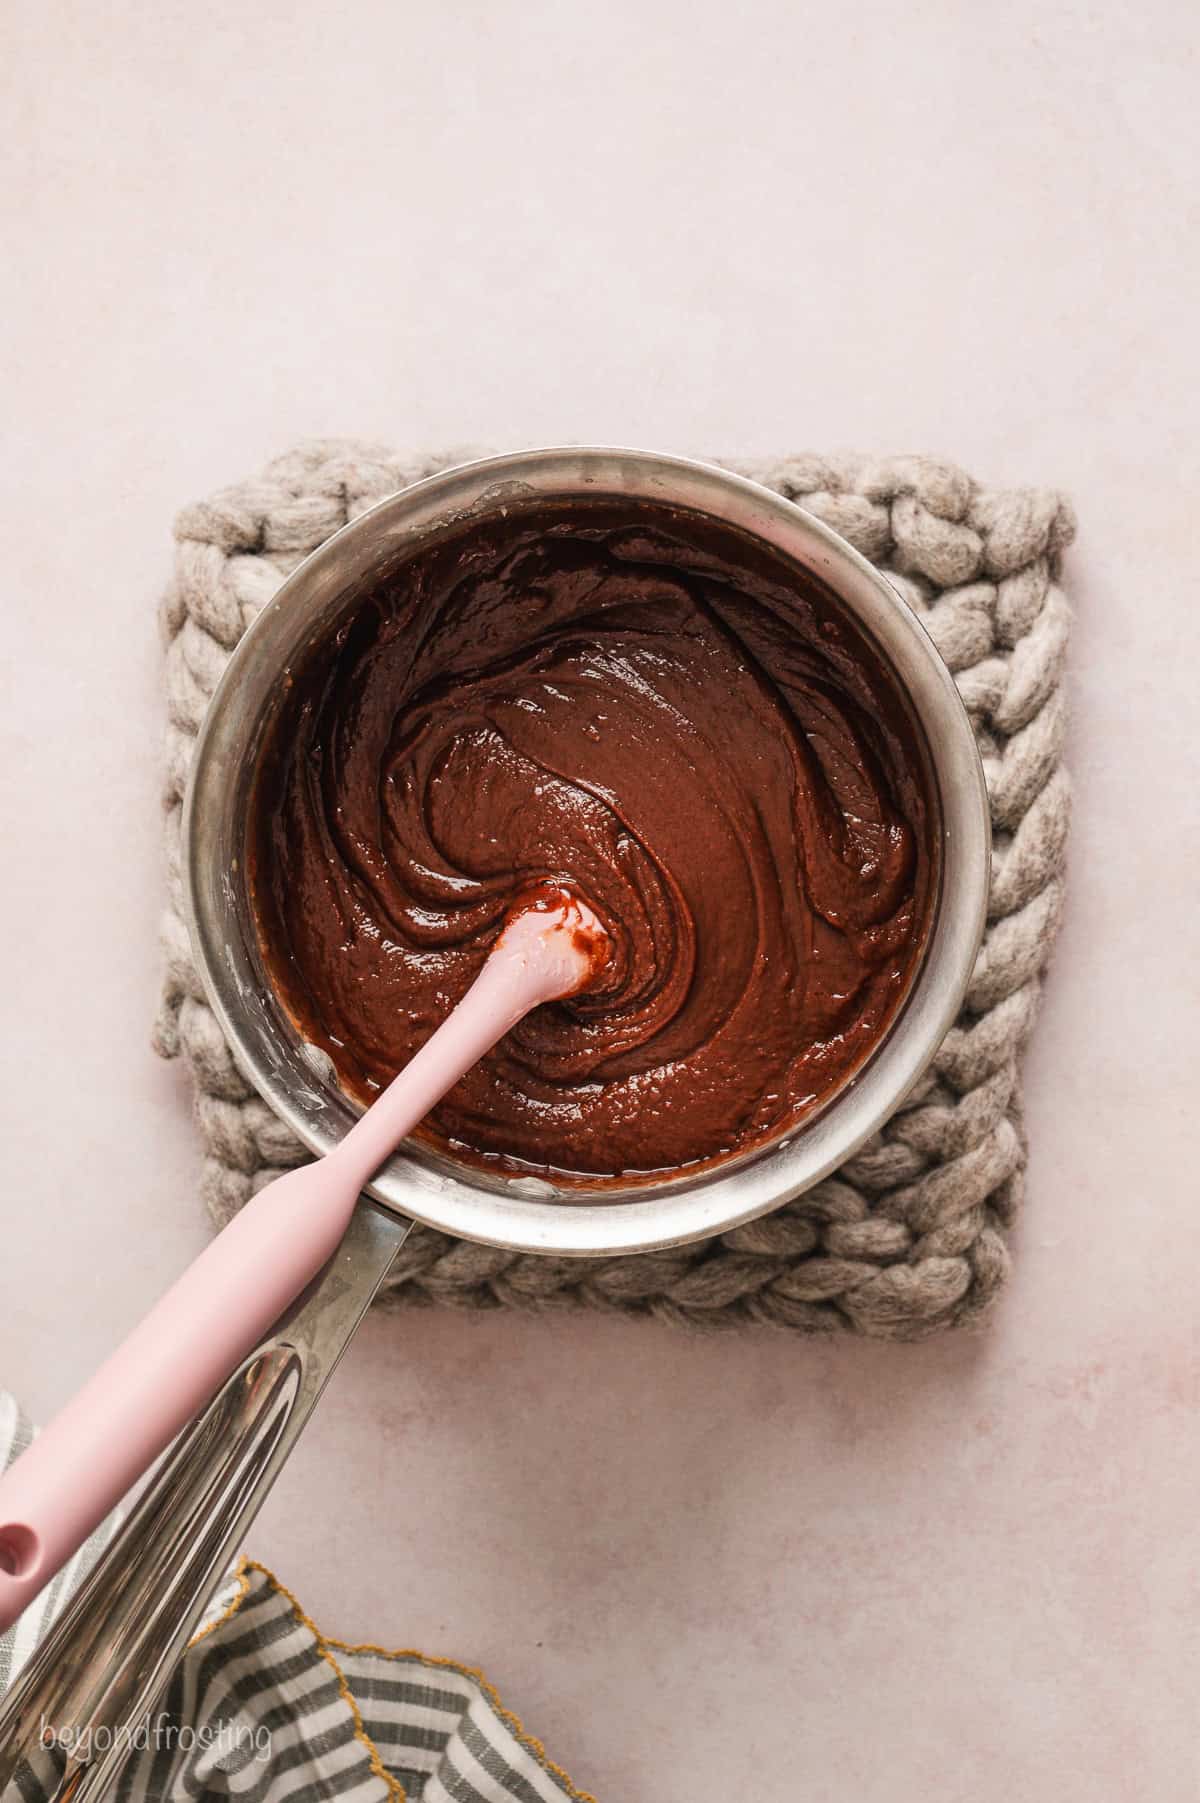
<box><xmin>0</xmin><ymin>888</ymin><xmax>607</xmax><ymax>1632</ymax></box>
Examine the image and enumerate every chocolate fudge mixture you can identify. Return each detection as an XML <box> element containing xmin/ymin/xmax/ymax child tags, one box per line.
<box><xmin>250</xmin><ymin>500</ymin><xmax>936</xmax><ymax>1185</ymax></box>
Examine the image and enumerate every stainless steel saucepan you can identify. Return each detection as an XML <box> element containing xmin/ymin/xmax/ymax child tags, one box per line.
<box><xmin>0</xmin><ymin>449</ymin><xmax>989</xmax><ymax>1797</ymax></box>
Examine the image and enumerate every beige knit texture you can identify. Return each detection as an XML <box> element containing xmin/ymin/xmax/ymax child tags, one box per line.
<box><xmin>155</xmin><ymin>442</ymin><xmax>1075</xmax><ymax>1340</ymax></box>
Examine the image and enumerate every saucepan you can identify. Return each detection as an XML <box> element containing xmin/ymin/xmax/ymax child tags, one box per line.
<box><xmin>0</xmin><ymin>449</ymin><xmax>989</xmax><ymax>1796</ymax></box>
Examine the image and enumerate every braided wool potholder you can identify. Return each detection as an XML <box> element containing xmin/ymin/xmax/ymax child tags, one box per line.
<box><xmin>154</xmin><ymin>443</ymin><xmax>1074</xmax><ymax>1341</ymax></box>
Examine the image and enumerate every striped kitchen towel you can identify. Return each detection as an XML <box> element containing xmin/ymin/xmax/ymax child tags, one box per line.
<box><xmin>1</xmin><ymin>1394</ymin><xmax>595</xmax><ymax>1803</ymax></box>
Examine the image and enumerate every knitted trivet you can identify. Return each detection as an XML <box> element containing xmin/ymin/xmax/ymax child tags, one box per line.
<box><xmin>154</xmin><ymin>442</ymin><xmax>1074</xmax><ymax>1340</ymax></box>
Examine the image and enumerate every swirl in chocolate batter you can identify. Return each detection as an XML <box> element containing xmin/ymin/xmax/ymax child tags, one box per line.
<box><xmin>250</xmin><ymin>501</ymin><xmax>936</xmax><ymax>1185</ymax></box>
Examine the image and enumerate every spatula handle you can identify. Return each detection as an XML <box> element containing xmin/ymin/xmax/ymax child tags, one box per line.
<box><xmin>0</xmin><ymin>1156</ymin><xmax>359</xmax><ymax>1632</ymax></box>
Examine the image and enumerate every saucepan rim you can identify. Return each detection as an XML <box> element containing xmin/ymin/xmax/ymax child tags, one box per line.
<box><xmin>182</xmin><ymin>446</ymin><xmax>990</xmax><ymax>1257</ymax></box>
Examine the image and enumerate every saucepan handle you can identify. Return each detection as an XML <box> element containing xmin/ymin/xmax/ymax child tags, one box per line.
<box><xmin>0</xmin><ymin>1200</ymin><xmax>410</xmax><ymax>1803</ymax></box>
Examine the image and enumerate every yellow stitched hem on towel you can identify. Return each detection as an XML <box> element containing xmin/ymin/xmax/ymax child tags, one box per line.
<box><xmin>190</xmin><ymin>1553</ymin><xmax>597</xmax><ymax>1803</ymax></box>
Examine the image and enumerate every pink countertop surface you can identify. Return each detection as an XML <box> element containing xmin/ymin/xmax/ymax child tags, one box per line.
<box><xmin>3</xmin><ymin>3</ymin><xmax>1196</xmax><ymax>1797</ymax></box>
